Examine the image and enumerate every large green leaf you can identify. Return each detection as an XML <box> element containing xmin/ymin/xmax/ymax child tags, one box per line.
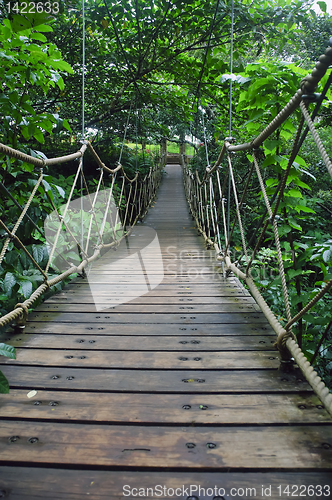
<box><xmin>32</xmin><ymin>244</ymin><xmax>45</xmax><ymax>265</ymax></box>
<box><xmin>18</xmin><ymin>279</ymin><xmax>33</xmax><ymax>299</ymax></box>
<box><xmin>48</xmin><ymin>59</ymin><xmax>74</xmax><ymax>74</ymax></box>
<box><xmin>3</xmin><ymin>272</ymin><xmax>16</xmax><ymax>295</ymax></box>
<box><xmin>0</xmin><ymin>371</ymin><xmax>9</xmax><ymax>394</ymax></box>
<box><xmin>0</xmin><ymin>343</ymin><xmax>16</xmax><ymax>359</ymax></box>
<box><xmin>323</xmin><ymin>249</ymin><xmax>332</xmax><ymax>263</ymax></box>
<box><xmin>34</xmin><ymin>24</ymin><xmax>53</xmax><ymax>32</ymax></box>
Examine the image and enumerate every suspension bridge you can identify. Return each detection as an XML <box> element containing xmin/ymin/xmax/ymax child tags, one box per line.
<box><xmin>0</xmin><ymin>42</ymin><xmax>332</xmax><ymax>500</ymax></box>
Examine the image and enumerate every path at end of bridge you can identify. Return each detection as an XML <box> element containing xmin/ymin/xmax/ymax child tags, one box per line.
<box><xmin>0</xmin><ymin>159</ymin><xmax>332</xmax><ymax>499</ymax></box>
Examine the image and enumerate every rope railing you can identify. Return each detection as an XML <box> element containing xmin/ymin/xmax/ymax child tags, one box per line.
<box><xmin>182</xmin><ymin>41</ymin><xmax>332</xmax><ymax>416</ymax></box>
<box><xmin>0</xmin><ymin>140</ymin><xmax>163</xmax><ymax>330</ymax></box>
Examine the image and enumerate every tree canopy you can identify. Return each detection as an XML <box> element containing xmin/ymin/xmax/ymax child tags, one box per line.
<box><xmin>2</xmin><ymin>0</ymin><xmax>331</xmax><ymax>147</ymax></box>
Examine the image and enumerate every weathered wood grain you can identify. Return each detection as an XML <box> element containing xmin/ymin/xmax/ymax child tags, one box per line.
<box><xmin>0</xmin><ymin>365</ymin><xmax>311</xmax><ymax>393</ymax></box>
<box><xmin>0</xmin><ymin>334</ymin><xmax>275</xmax><ymax>350</ymax></box>
<box><xmin>21</xmin><ymin>322</ymin><xmax>274</xmax><ymax>335</ymax></box>
<box><xmin>47</xmin><ymin>294</ymin><xmax>254</xmax><ymax>304</ymax></box>
<box><xmin>37</xmin><ymin>302</ymin><xmax>260</xmax><ymax>313</ymax></box>
<box><xmin>0</xmin><ymin>390</ymin><xmax>329</xmax><ymax>424</ymax></box>
<box><xmin>1</xmin><ymin>421</ymin><xmax>332</xmax><ymax>468</ymax></box>
<box><xmin>1</xmin><ymin>348</ymin><xmax>280</xmax><ymax>369</ymax></box>
<box><xmin>62</xmin><ymin>284</ymin><xmax>249</xmax><ymax>296</ymax></box>
<box><xmin>0</xmin><ymin>468</ymin><xmax>331</xmax><ymax>500</ymax></box>
<box><xmin>27</xmin><ymin>311</ymin><xmax>268</xmax><ymax>324</ymax></box>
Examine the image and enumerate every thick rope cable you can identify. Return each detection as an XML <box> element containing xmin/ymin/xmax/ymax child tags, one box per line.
<box><xmin>0</xmin><ymin>142</ymin><xmax>87</xmax><ymax>167</ymax></box>
<box><xmin>79</xmin><ymin>168</ymin><xmax>105</xmax><ymax>252</ymax></box>
<box><xmin>45</xmin><ymin>161</ymin><xmax>83</xmax><ymax>273</ymax></box>
<box><xmin>114</xmin><ymin>176</ymin><xmax>126</xmax><ymax>236</ymax></box>
<box><xmin>194</xmin><ymin>0</ymin><xmax>220</xmax><ymax>104</ymax></box>
<box><xmin>286</xmin><ymin>338</ymin><xmax>332</xmax><ymax>416</ymax></box>
<box><xmin>82</xmin><ymin>0</ymin><xmax>85</xmax><ymax>141</ymax></box>
<box><xmin>228</xmin><ymin>0</ymin><xmax>234</xmax><ymax>138</ymax></box>
<box><xmin>223</xmin><ymin>162</ymin><xmax>254</xmax><ymax>261</ymax></box>
<box><xmin>0</xmin><ymin>171</ymin><xmax>43</xmax><ymax>266</ymax></box>
<box><xmin>252</xmin><ymin>152</ymin><xmax>292</xmax><ymax>321</ymax></box>
<box><xmin>202</xmin><ymin>110</ymin><xmax>210</xmax><ymax>169</ymax></box>
<box><xmin>297</xmin><ymin>70</ymin><xmax>332</xmax><ymax>153</ymax></box>
<box><xmin>285</xmin><ymin>278</ymin><xmax>332</xmax><ymax>331</ymax></box>
<box><xmin>81</xmin><ymin>1</ymin><xmax>86</xmax><ymax>256</ymax></box>
<box><xmin>0</xmin><ymin>219</ymin><xmax>49</xmax><ymax>283</ymax></box>
<box><xmin>85</xmin><ymin>170</ymin><xmax>105</xmax><ymax>254</ymax></box>
<box><xmin>216</xmin><ymin>169</ymin><xmax>229</xmax><ymax>250</ymax></box>
<box><xmin>44</xmin><ymin>187</ymin><xmax>90</xmax><ymax>263</ymax></box>
<box><xmin>204</xmin><ymin>182</ymin><xmax>211</xmax><ymax>239</ymax></box>
<box><xmin>118</xmin><ymin>99</ymin><xmax>133</xmax><ymax>166</ymax></box>
<box><xmin>252</xmin><ymin>152</ymin><xmax>292</xmax><ymax>322</ymax></box>
<box><xmin>245</xmin><ymin>115</ymin><xmax>305</xmax><ymax>272</ymax></box>
<box><xmin>300</xmin><ymin>100</ymin><xmax>332</xmax><ymax>181</ymax></box>
<box><xmin>227</xmin><ymin>0</ymin><xmax>235</xmax><ymax>241</ymax></box>
<box><xmin>0</xmin><ymin>181</ymin><xmax>44</xmax><ymax>238</ymax></box>
<box><xmin>98</xmin><ymin>174</ymin><xmax>117</xmax><ymax>243</ymax></box>
<box><xmin>227</xmin><ymin>152</ymin><xmax>249</xmax><ymax>264</ymax></box>
<box><xmin>209</xmin><ymin>176</ymin><xmax>222</xmax><ymax>250</ymax></box>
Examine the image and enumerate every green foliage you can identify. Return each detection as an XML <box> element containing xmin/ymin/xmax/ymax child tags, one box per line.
<box><xmin>0</xmin><ymin>343</ymin><xmax>16</xmax><ymax>393</ymax></box>
<box><xmin>0</xmin><ymin>342</ymin><xmax>16</xmax><ymax>359</ymax></box>
<box><xmin>0</xmin><ymin>370</ymin><xmax>10</xmax><ymax>393</ymax></box>
<box><xmin>0</xmin><ymin>12</ymin><xmax>72</xmax><ymax>148</ymax></box>
<box><xmin>236</xmin><ymin>61</ymin><xmax>307</xmax><ymax>142</ymax></box>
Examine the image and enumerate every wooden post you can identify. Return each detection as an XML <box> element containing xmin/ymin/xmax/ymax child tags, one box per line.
<box><xmin>160</xmin><ymin>138</ymin><xmax>167</xmax><ymax>157</ymax></box>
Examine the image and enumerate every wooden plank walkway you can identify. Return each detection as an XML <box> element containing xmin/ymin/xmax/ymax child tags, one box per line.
<box><xmin>0</xmin><ymin>161</ymin><xmax>332</xmax><ymax>499</ymax></box>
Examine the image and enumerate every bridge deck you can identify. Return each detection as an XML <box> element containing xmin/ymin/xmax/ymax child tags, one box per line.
<box><xmin>0</xmin><ymin>163</ymin><xmax>332</xmax><ymax>498</ymax></box>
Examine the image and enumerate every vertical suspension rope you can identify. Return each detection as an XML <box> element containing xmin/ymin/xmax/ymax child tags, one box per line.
<box><xmin>82</xmin><ymin>0</ymin><xmax>85</xmax><ymax>140</ymax></box>
<box><xmin>81</xmin><ymin>0</ymin><xmax>86</xmax><ymax>254</ymax></box>
<box><xmin>228</xmin><ymin>0</ymin><xmax>234</xmax><ymax>138</ymax></box>
<box><xmin>227</xmin><ymin>0</ymin><xmax>235</xmax><ymax>243</ymax></box>
<box><xmin>119</xmin><ymin>99</ymin><xmax>133</xmax><ymax>165</ymax></box>
<box><xmin>202</xmin><ymin>109</ymin><xmax>210</xmax><ymax>168</ymax></box>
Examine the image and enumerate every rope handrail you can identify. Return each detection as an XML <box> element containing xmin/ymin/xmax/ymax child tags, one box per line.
<box><xmin>0</xmin><ymin>139</ymin><xmax>163</xmax><ymax>331</ymax></box>
<box><xmin>0</xmin><ymin>142</ymin><xmax>88</xmax><ymax>167</ymax></box>
<box><xmin>182</xmin><ymin>41</ymin><xmax>332</xmax><ymax>416</ymax></box>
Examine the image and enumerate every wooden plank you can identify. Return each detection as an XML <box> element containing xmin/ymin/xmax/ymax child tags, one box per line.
<box><xmin>70</xmin><ymin>276</ymin><xmax>232</xmax><ymax>283</ymax></box>
<box><xmin>1</xmin><ymin>348</ymin><xmax>280</xmax><ymax>369</ymax></box>
<box><xmin>0</xmin><ymin>334</ymin><xmax>276</xmax><ymax>350</ymax></box>
<box><xmin>0</xmin><ymin>390</ymin><xmax>329</xmax><ymax>424</ymax></box>
<box><xmin>1</xmin><ymin>421</ymin><xmax>332</xmax><ymax>468</ymax></box>
<box><xmin>88</xmin><ymin>262</ymin><xmax>223</xmax><ymax>270</ymax></box>
<box><xmin>60</xmin><ymin>284</ymin><xmax>249</xmax><ymax>296</ymax></box>
<box><xmin>0</xmin><ymin>366</ymin><xmax>311</xmax><ymax>393</ymax></box>
<box><xmin>0</xmin><ymin>467</ymin><xmax>331</xmax><ymax>500</ymax></box>
<box><xmin>21</xmin><ymin>322</ymin><xmax>275</xmax><ymax>335</ymax></box>
<box><xmin>36</xmin><ymin>303</ymin><xmax>260</xmax><ymax>313</ymax></box>
<box><xmin>27</xmin><ymin>311</ymin><xmax>268</xmax><ymax>324</ymax></box>
<box><xmin>66</xmin><ymin>279</ymin><xmax>241</xmax><ymax>287</ymax></box>
<box><xmin>47</xmin><ymin>294</ymin><xmax>254</xmax><ymax>304</ymax></box>
<box><xmin>86</xmin><ymin>269</ymin><xmax>225</xmax><ymax>276</ymax></box>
